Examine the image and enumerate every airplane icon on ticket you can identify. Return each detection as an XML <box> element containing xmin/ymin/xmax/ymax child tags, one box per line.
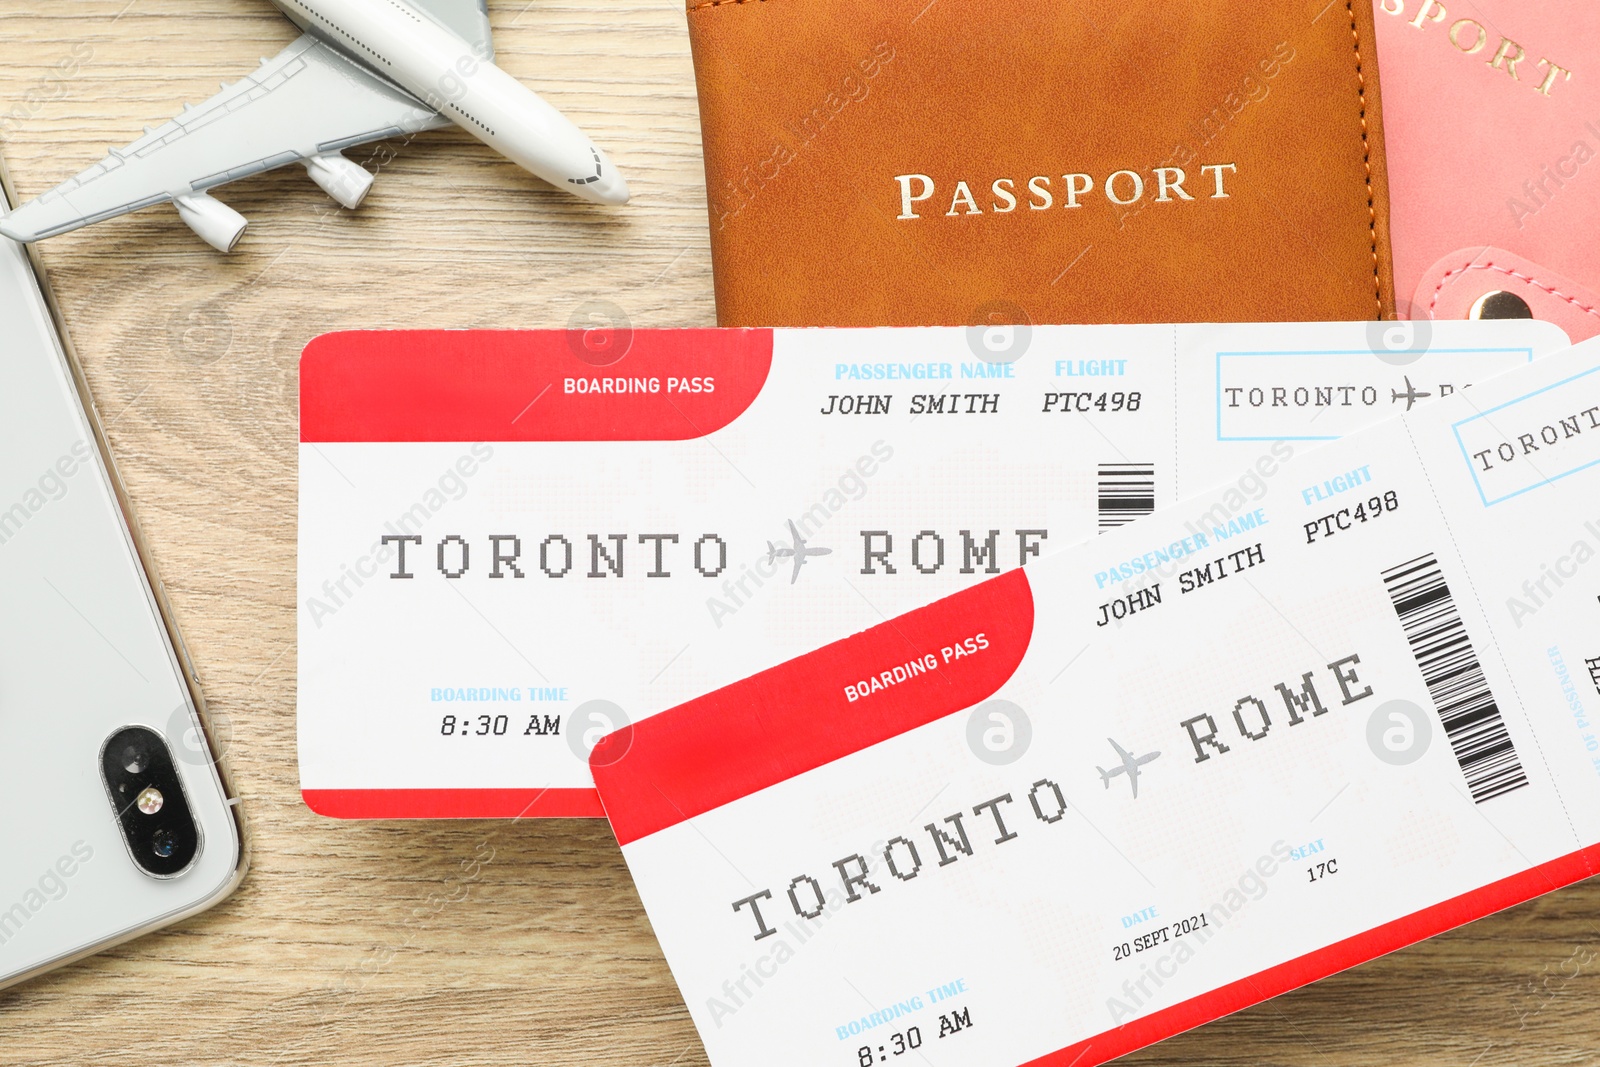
<box><xmin>1098</xmin><ymin>738</ymin><xmax>1161</xmax><ymax>798</ymax></box>
<box><xmin>767</xmin><ymin>520</ymin><xmax>832</xmax><ymax>585</ymax></box>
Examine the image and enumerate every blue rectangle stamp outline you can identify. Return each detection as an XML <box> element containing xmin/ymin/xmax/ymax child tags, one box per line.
<box><xmin>1451</xmin><ymin>364</ymin><xmax>1600</xmax><ymax>508</ymax></box>
<box><xmin>1213</xmin><ymin>348</ymin><xmax>1536</xmax><ymax>443</ymax></box>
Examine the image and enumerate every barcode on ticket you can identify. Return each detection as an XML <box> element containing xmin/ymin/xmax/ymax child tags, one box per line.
<box><xmin>1097</xmin><ymin>462</ymin><xmax>1155</xmax><ymax>531</ymax></box>
<box><xmin>1382</xmin><ymin>553</ymin><xmax>1529</xmax><ymax>803</ymax></box>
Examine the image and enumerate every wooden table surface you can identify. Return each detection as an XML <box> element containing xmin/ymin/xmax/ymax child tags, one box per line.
<box><xmin>0</xmin><ymin>2</ymin><xmax>1596</xmax><ymax>1064</ymax></box>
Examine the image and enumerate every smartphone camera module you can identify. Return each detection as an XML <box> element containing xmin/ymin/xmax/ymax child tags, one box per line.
<box><xmin>100</xmin><ymin>726</ymin><xmax>201</xmax><ymax>878</ymax></box>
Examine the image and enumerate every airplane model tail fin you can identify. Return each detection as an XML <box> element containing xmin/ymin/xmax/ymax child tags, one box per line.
<box><xmin>1097</xmin><ymin>767</ymin><xmax>1112</xmax><ymax>787</ymax></box>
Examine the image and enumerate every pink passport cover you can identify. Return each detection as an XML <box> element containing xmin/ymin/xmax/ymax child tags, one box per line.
<box><xmin>1374</xmin><ymin>0</ymin><xmax>1600</xmax><ymax>339</ymax></box>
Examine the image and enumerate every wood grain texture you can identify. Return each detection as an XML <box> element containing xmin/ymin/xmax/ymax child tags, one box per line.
<box><xmin>0</xmin><ymin>2</ymin><xmax>1596</xmax><ymax>1064</ymax></box>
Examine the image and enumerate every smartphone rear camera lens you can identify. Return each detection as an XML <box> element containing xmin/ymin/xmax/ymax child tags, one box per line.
<box><xmin>151</xmin><ymin>830</ymin><xmax>177</xmax><ymax>859</ymax></box>
<box><xmin>120</xmin><ymin>744</ymin><xmax>149</xmax><ymax>775</ymax></box>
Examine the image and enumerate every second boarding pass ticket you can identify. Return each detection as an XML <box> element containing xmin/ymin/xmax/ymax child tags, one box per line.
<box><xmin>592</xmin><ymin>335</ymin><xmax>1600</xmax><ymax>1067</ymax></box>
<box><xmin>296</xmin><ymin>320</ymin><xmax>1566</xmax><ymax>817</ymax></box>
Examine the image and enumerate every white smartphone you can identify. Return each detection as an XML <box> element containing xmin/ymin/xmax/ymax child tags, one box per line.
<box><xmin>0</xmin><ymin>161</ymin><xmax>246</xmax><ymax>992</ymax></box>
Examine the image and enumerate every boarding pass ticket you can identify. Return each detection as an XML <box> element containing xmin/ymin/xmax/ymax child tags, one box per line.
<box><xmin>296</xmin><ymin>320</ymin><xmax>1567</xmax><ymax>818</ymax></box>
<box><xmin>591</xmin><ymin>335</ymin><xmax>1600</xmax><ymax>1067</ymax></box>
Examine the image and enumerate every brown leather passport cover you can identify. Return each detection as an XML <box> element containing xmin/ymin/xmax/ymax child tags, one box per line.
<box><xmin>687</xmin><ymin>0</ymin><xmax>1396</xmax><ymax>326</ymax></box>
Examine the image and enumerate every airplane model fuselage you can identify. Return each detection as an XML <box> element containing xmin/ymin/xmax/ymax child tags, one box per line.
<box><xmin>272</xmin><ymin>0</ymin><xmax>626</xmax><ymax>205</ymax></box>
<box><xmin>0</xmin><ymin>0</ymin><xmax>626</xmax><ymax>251</ymax></box>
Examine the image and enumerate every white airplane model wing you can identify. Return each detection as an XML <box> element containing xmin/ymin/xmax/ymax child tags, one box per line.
<box><xmin>0</xmin><ymin>35</ymin><xmax>445</xmax><ymax>250</ymax></box>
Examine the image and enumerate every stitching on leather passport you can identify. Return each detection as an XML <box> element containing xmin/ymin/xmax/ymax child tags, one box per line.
<box><xmin>1346</xmin><ymin>0</ymin><xmax>1383</xmax><ymax>320</ymax></box>
<box><xmin>687</xmin><ymin>0</ymin><xmax>764</xmax><ymax>9</ymax></box>
<box><xmin>1428</xmin><ymin>261</ymin><xmax>1600</xmax><ymax>319</ymax></box>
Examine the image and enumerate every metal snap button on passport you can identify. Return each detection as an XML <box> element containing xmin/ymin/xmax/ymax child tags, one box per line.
<box><xmin>1470</xmin><ymin>290</ymin><xmax>1534</xmax><ymax>320</ymax></box>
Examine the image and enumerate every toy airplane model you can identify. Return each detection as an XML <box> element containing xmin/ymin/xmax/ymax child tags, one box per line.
<box><xmin>0</xmin><ymin>0</ymin><xmax>628</xmax><ymax>252</ymax></box>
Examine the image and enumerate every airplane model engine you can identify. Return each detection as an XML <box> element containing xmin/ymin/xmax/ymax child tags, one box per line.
<box><xmin>173</xmin><ymin>193</ymin><xmax>249</xmax><ymax>253</ymax></box>
<box><xmin>304</xmin><ymin>153</ymin><xmax>375</xmax><ymax>210</ymax></box>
